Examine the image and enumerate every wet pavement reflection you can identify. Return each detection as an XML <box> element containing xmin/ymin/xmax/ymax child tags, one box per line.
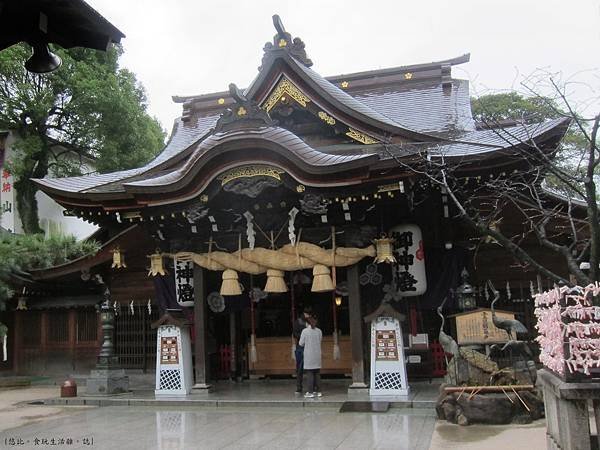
<box><xmin>0</xmin><ymin>406</ymin><xmax>436</xmax><ymax>450</ymax></box>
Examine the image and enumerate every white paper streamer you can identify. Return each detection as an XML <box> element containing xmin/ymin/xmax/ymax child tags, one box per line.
<box><xmin>288</xmin><ymin>207</ymin><xmax>299</xmax><ymax>245</ymax></box>
<box><xmin>243</xmin><ymin>211</ymin><xmax>256</xmax><ymax>249</ymax></box>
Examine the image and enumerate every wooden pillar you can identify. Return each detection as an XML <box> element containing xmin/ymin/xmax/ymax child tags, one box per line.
<box><xmin>229</xmin><ymin>311</ymin><xmax>236</xmax><ymax>380</ymax></box>
<box><xmin>13</xmin><ymin>312</ymin><xmax>22</xmax><ymax>373</ymax></box>
<box><xmin>68</xmin><ymin>309</ymin><xmax>76</xmax><ymax>371</ymax></box>
<box><xmin>192</xmin><ymin>265</ymin><xmax>211</xmax><ymax>390</ymax></box>
<box><xmin>41</xmin><ymin>311</ymin><xmax>48</xmax><ymax>371</ymax></box>
<box><xmin>347</xmin><ymin>264</ymin><xmax>367</xmax><ymax>390</ymax></box>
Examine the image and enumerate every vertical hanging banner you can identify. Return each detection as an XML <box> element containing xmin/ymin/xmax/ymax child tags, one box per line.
<box><xmin>0</xmin><ymin>168</ymin><xmax>15</xmax><ymax>232</ymax></box>
<box><xmin>389</xmin><ymin>224</ymin><xmax>427</xmax><ymax>296</ymax></box>
<box><xmin>174</xmin><ymin>256</ymin><xmax>195</xmax><ymax>307</ymax></box>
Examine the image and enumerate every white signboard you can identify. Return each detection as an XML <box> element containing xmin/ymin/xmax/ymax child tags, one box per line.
<box><xmin>370</xmin><ymin>316</ymin><xmax>409</xmax><ymax>396</ymax></box>
<box><xmin>389</xmin><ymin>224</ymin><xmax>427</xmax><ymax>296</ymax></box>
<box><xmin>174</xmin><ymin>257</ymin><xmax>195</xmax><ymax>307</ymax></box>
<box><xmin>155</xmin><ymin>325</ymin><xmax>193</xmax><ymax>396</ymax></box>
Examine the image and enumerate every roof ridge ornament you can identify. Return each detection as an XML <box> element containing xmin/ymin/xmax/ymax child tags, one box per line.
<box><xmin>260</xmin><ymin>15</ymin><xmax>313</xmax><ymax>70</ymax></box>
<box><xmin>214</xmin><ymin>83</ymin><xmax>274</xmax><ymax>133</ymax></box>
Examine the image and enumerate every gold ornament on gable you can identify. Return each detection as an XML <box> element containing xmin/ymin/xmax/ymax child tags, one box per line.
<box><xmin>262</xmin><ymin>77</ymin><xmax>310</xmax><ymax>112</ymax></box>
<box><xmin>318</xmin><ymin>111</ymin><xmax>336</xmax><ymax>125</ymax></box>
<box><xmin>218</xmin><ymin>165</ymin><xmax>285</xmax><ymax>186</ymax></box>
<box><xmin>346</xmin><ymin>128</ymin><xmax>378</xmax><ymax>145</ymax></box>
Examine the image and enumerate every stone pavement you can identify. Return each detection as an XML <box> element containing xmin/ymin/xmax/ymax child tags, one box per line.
<box><xmin>0</xmin><ymin>405</ymin><xmax>437</xmax><ymax>450</ymax></box>
<box><xmin>46</xmin><ymin>379</ymin><xmax>439</xmax><ymax>409</ymax></box>
<box><xmin>0</xmin><ymin>387</ymin><xmax>93</xmax><ymax>434</ymax></box>
<box><xmin>0</xmin><ymin>384</ymin><xmax>550</xmax><ymax>450</ymax></box>
<box><xmin>428</xmin><ymin>420</ymin><xmax>546</xmax><ymax>450</ymax></box>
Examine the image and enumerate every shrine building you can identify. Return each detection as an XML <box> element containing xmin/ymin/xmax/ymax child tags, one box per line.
<box><xmin>1</xmin><ymin>16</ymin><xmax>570</xmax><ymax>388</ymax></box>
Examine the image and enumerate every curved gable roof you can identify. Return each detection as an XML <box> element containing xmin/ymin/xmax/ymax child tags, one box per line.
<box><xmin>123</xmin><ymin>126</ymin><xmax>377</xmax><ymax>193</ymax></box>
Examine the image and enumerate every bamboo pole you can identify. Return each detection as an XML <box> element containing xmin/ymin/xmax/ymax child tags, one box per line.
<box><xmin>444</xmin><ymin>385</ymin><xmax>534</xmax><ymax>394</ymax></box>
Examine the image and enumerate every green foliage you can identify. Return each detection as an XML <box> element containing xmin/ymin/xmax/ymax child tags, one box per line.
<box><xmin>0</xmin><ymin>43</ymin><xmax>165</xmax><ymax>231</ymax></box>
<box><xmin>0</xmin><ymin>233</ymin><xmax>99</xmax><ymax>312</ymax></box>
<box><xmin>471</xmin><ymin>92</ymin><xmax>563</xmax><ymax>123</ymax></box>
<box><xmin>471</xmin><ymin>92</ymin><xmax>591</xmax><ymax>195</ymax></box>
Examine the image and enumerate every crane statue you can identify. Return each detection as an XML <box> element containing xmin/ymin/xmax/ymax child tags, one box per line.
<box><xmin>437</xmin><ymin>297</ymin><xmax>459</xmax><ymax>367</ymax></box>
<box><xmin>487</xmin><ymin>280</ymin><xmax>528</xmax><ymax>340</ymax></box>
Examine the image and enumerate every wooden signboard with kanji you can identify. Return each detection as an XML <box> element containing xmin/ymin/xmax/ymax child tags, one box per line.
<box><xmin>376</xmin><ymin>330</ymin><xmax>399</xmax><ymax>361</ymax></box>
<box><xmin>450</xmin><ymin>308</ymin><xmax>513</xmax><ymax>345</ymax></box>
<box><xmin>160</xmin><ymin>336</ymin><xmax>179</xmax><ymax>364</ymax></box>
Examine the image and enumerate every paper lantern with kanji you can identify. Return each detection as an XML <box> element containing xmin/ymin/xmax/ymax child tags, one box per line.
<box><xmin>389</xmin><ymin>224</ymin><xmax>427</xmax><ymax>296</ymax></box>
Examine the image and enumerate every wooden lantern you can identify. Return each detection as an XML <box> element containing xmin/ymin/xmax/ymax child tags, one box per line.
<box><xmin>374</xmin><ymin>237</ymin><xmax>396</xmax><ymax>264</ymax></box>
<box><xmin>111</xmin><ymin>247</ymin><xmax>126</xmax><ymax>269</ymax></box>
<box><xmin>147</xmin><ymin>252</ymin><xmax>167</xmax><ymax>277</ymax></box>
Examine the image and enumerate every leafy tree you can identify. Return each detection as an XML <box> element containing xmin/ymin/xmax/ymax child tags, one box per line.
<box><xmin>471</xmin><ymin>92</ymin><xmax>562</xmax><ymax>123</ymax></box>
<box><xmin>0</xmin><ymin>232</ymin><xmax>100</xmax><ymax>332</ymax></box>
<box><xmin>472</xmin><ymin>92</ymin><xmax>589</xmax><ymax>178</ymax></box>
<box><xmin>0</xmin><ymin>44</ymin><xmax>165</xmax><ymax>233</ymax></box>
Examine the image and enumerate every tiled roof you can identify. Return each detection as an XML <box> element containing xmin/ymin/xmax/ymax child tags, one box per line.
<box><xmin>353</xmin><ymin>80</ymin><xmax>476</xmax><ymax>134</ymax></box>
<box><xmin>124</xmin><ymin>126</ymin><xmax>375</xmax><ymax>190</ymax></box>
<box><xmin>34</xmin><ymin>115</ymin><xmax>217</xmax><ymax>194</ymax></box>
<box><xmin>34</xmin><ymin>52</ymin><xmax>569</xmax><ymax>199</ymax></box>
<box><xmin>378</xmin><ymin>117</ymin><xmax>570</xmax><ymax>159</ymax></box>
<box><xmin>290</xmin><ymin>59</ymin><xmax>405</xmax><ymax>130</ymax></box>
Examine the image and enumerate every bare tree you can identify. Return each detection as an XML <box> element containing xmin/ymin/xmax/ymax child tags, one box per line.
<box><xmin>386</xmin><ymin>73</ymin><xmax>600</xmax><ymax>286</ymax></box>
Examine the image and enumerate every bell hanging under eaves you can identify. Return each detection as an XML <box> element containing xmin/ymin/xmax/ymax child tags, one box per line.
<box><xmin>25</xmin><ymin>42</ymin><xmax>62</xmax><ymax>74</ymax></box>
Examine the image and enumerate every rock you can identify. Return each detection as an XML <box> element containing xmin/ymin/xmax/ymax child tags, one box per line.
<box><xmin>456</xmin><ymin>393</ymin><xmax>514</xmax><ymax>425</ymax></box>
<box><xmin>435</xmin><ymin>389</ymin><xmax>544</xmax><ymax>426</ymax></box>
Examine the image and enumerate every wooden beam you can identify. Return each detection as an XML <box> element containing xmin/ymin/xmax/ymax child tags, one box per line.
<box><xmin>347</xmin><ymin>265</ymin><xmax>367</xmax><ymax>389</ymax></box>
<box><xmin>192</xmin><ymin>265</ymin><xmax>211</xmax><ymax>390</ymax></box>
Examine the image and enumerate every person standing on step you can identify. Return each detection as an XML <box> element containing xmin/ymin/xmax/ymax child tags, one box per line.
<box><xmin>293</xmin><ymin>307</ymin><xmax>312</xmax><ymax>394</ymax></box>
<box><xmin>299</xmin><ymin>315</ymin><xmax>322</xmax><ymax>398</ymax></box>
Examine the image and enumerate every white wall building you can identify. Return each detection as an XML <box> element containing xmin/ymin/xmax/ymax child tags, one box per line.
<box><xmin>0</xmin><ymin>132</ymin><xmax>97</xmax><ymax>239</ymax></box>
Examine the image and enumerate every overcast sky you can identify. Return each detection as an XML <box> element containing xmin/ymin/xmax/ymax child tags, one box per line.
<box><xmin>87</xmin><ymin>0</ymin><xmax>599</xmax><ymax>135</ymax></box>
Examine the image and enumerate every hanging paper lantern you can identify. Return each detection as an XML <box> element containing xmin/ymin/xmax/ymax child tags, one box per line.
<box><xmin>16</xmin><ymin>298</ymin><xmax>27</xmax><ymax>310</ymax></box>
<box><xmin>220</xmin><ymin>269</ymin><xmax>242</xmax><ymax>296</ymax></box>
<box><xmin>147</xmin><ymin>251</ymin><xmax>167</xmax><ymax>277</ymax></box>
<box><xmin>373</xmin><ymin>237</ymin><xmax>396</xmax><ymax>264</ymax></box>
<box><xmin>111</xmin><ymin>247</ymin><xmax>126</xmax><ymax>269</ymax></box>
<box><xmin>311</xmin><ymin>264</ymin><xmax>334</xmax><ymax>292</ymax></box>
<box><xmin>389</xmin><ymin>224</ymin><xmax>427</xmax><ymax>296</ymax></box>
<box><xmin>264</xmin><ymin>269</ymin><xmax>288</xmax><ymax>293</ymax></box>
